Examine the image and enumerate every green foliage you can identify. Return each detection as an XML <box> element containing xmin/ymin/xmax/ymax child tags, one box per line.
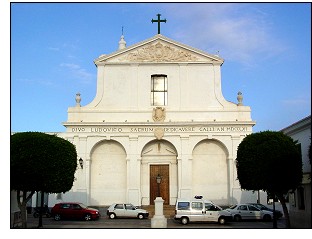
<box><xmin>236</xmin><ymin>131</ymin><xmax>302</xmax><ymax>195</ymax></box>
<box><xmin>11</xmin><ymin>132</ymin><xmax>77</xmax><ymax>193</ymax></box>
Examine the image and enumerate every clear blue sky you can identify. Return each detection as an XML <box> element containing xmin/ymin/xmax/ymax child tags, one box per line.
<box><xmin>10</xmin><ymin>2</ymin><xmax>311</xmax><ymax>133</ymax></box>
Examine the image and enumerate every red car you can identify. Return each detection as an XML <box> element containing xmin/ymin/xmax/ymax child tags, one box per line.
<box><xmin>51</xmin><ymin>202</ymin><xmax>100</xmax><ymax>221</ymax></box>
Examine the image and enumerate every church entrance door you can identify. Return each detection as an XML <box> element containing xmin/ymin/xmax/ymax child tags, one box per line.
<box><xmin>150</xmin><ymin>164</ymin><xmax>169</xmax><ymax>205</ymax></box>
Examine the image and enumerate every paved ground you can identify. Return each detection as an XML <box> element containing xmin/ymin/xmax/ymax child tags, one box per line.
<box><xmin>21</xmin><ymin>212</ymin><xmax>287</xmax><ymax>229</ymax></box>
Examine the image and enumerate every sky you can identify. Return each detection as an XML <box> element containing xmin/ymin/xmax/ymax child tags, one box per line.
<box><xmin>3</xmin><ymin>1</ymin><xmax>311</xmax><ymax>236</ymax></box>
<box><xmin>8</xmin><ymin>2</ymin><xmax>311</xmax><ymax>134</ymax></box>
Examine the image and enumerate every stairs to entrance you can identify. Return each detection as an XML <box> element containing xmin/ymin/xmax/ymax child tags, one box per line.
<box><xmin>142</xmin><ymin>205</ymin><xmax>175</xmax><ymax>219</ymax></box>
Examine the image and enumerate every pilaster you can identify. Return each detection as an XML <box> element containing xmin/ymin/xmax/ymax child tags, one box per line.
<box><xmin>127</xmin><ymin>136</ymin><xmax>141</xmax><ymax>205</ymax></box>
<box><xmin>178</xmin><ymin>135</ymin><xmax>192</xmax><ymax>198</ymax></box>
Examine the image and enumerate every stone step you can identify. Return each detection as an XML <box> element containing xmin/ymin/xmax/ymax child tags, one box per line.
<box><xmin>141</xmin><ymin>205</ymin><xmax>175</xmax><ymax>219</ymax></box>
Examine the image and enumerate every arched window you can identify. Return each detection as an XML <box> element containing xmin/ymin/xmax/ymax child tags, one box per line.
<box><xmin>151</xmin><ymin>74</ymin><xmax>167</xmax><ymax>106</ymax></box>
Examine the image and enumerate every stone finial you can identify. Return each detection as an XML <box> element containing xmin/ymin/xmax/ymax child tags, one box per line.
<box><xmin>237</xmin><ymin>91</ymin><xmax>243</xmax><ymax>106</ymax></box>
<box><xmin>75</xmin><ymin>93</ymin><xmax>81</xmax><ymax>107</ymax></box>
<box><xmin>118</xmin><ymin>35</ymin><xmax>126</xmax><ymax>50</ymax></box>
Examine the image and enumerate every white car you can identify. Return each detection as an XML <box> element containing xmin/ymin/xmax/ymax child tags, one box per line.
<box><xmin>225</xmin><ymin>204</ymin><xmax>273</xmax><ymax>221</ymax></box>
<box><xmin>106</xmin><ymin>203</ymin><xmax>149</xmax><ymax>219</ymax></box>
<box><xmin>174</xmin><ymin>198</ymin><xmax>232</xmax><ymax>225</ymax></box>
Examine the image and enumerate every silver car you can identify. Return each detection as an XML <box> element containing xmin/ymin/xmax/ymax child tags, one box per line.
<box><xmin>225</xmin><ymin>204</ymin><xmax>273</xmax><ymax>221</ymax></box>
<box><xmin>106</xmin><ymin>203</ymin><xmax>149</xmax><ymax>219</ymax></box>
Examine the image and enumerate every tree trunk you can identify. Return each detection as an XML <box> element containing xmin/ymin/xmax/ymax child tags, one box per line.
<box><xmin>20</xmin><ymin>202</ymin><xmax>28</xmax><ymax>228</ymax></box>
<box><xmin>277</xmin><ymin>193</ymin><xmax>291</xmax><ymax>228</ymax></box>
<box><xmin>38</xmin><ymin>191</ymin><xmax>44</xmax><ymax>228</ymax></box>
<box><xmin>16</xmin><ymin>190</ymin><xmax>35</xmax><ymax>228</ymax></box>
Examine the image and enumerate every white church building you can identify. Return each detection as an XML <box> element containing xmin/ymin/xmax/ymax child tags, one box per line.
<box><xmin>46</xmin><ymin>32</ymin><xmax>259</xmax><ymax>207</ymax></box>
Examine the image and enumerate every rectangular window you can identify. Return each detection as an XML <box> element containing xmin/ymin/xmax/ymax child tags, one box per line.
<box><xmin>125</xmin><ymin>204</ymin><xmax>133</xmax><ymax>210</ymax></box>
<box><xmin>151</xmin><ymin>74</ymin><xmax>167</xmax><ymax>106</ymax></box>
<box><xmin>191</xmin><ymin>202</ymin><xmax>203</xmax><ymax>210</ymax></box>
<box><xmin>61</xmin><ymin>204</ymin><xmax>70</xmax><ymax>209</ymax></box>
<box><xmin>115</xmin><ymin>204</ymin><xmax>124</xmax><ymax>209</ymax></box>
<box><xmin>177</xmin><ymin>202</ymin><xmax>190</xmax><ymax>210</ymax></box>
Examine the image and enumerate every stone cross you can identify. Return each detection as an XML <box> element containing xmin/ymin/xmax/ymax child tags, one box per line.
<box><xmin>151</xmin><ymin>14</ymin><xmax>167</xmax><ymax>34</ymax></box>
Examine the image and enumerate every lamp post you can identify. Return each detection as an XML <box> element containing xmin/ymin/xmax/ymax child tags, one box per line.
<box><xmin>272</xmin><ymin>193</ymin><xmax>277</xmax><ymax>228</ymax></box>
<box><xmin>156</xmin><ymin>174</ymin><xmax>162</xmax><ymax>197</ymax></box>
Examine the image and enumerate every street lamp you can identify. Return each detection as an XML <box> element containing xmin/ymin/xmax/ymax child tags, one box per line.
<box><xmin>156</xmin><ymin>174</ymin><xmax>162</xmax><ymax>197</ymax></box>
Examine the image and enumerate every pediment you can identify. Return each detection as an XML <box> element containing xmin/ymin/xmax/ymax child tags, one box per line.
<box><xmin>94</xmin><ymin>35</ymin><xmax>223</xmax><ymax>65</ymax></box>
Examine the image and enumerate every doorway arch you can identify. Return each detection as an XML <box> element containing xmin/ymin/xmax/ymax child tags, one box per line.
<box><xmin>140</xmin><ymin>139</ymin><xmax>178</xmax><ymax>205</ymax></box>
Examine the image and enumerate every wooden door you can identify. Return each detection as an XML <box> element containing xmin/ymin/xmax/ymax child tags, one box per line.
<box><xmin>150</xmin><ymin>164</ymin><xmax>169</xmax><ymax>205</ymax></box>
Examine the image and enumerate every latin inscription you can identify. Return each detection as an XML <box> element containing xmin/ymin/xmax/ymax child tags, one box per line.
<box><xmin>70</xmin><ymin>126</ymin><xmax>248</xmax><ymax>133</ymax></box>
<box><xmin>91</xmin><ymin>127</ymin><xmax>123</xmax><ymax>133</ymax></box>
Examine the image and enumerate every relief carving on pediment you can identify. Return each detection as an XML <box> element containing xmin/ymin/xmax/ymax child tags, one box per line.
<box><xmin>119</xmin><ymin>42</ymin><xmax>199</xmax><ymax>62</ymax></box>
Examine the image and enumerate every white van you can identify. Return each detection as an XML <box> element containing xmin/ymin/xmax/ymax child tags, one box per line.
<box><xmin>174</xmin><ymin>198</ymin><xmax>232</xmax><ymax>225</ymax></box>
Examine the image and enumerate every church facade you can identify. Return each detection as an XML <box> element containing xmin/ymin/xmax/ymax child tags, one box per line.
<box><xmin>49</xmin><ymin>34</ymin><xmax>257</xmax><ymax>207</ymax></box>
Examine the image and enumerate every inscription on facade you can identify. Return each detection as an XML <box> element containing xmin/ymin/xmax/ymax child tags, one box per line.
<box><xmin>70</xmin><ymin>126</ymin><xmax>248</xmax><ymax>133</ymax></box>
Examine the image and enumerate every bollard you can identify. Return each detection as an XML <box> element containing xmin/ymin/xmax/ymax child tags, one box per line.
<box><xmin>151</xmin><ymin>197</ymin><xmax>167</xmax><ymax>228</ymax></box>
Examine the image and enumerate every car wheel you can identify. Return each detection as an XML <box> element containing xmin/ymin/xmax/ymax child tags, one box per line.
<box><xmin>234</xmin><ymin>215</ymin><xmax>241</xmax><ymax>222</ymax></box>
<box><xmin>263</xmin><ymin>214</ymin><xmax>271</xmax><ymax>222</ymax></box>
<box><xmin>181</xmin><ymin>217</ymin><xmax>189</xmax><ymax>225</ymax></box>
<box><xmin>84</xmin><ymin>214</ymin><xmax>92</xmax><ymax>221</ymax></box>
<box><xmin>218</xmin><ymin>217</ymin><xmax>226</xmax><ymax>225</ymax></box>
<box><xmin>109</xmin><ymin>213</ymin><xmax>116</xmax><ymax>219</ymax></box>
<box><xmin>138</xmin><ymin>214</ymin><xmax>144</xmax><ymax>219</ymax></box>
<box><xmin>54</xmin><ymin>214</ymin><xmax>61</xmax><ymax>221</ymax></box>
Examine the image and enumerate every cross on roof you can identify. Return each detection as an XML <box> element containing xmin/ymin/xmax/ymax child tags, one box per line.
<box><xmin>151</xmin><ymin>14</ymin><xmax>166</xmax><ymax>34</ymax></box>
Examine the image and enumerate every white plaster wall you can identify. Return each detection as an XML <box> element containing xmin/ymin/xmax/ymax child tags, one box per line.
<box><xmin>285</xmin><ymin>126</ymin><xmax>311</xmax><ymax>173</ymax></box>
<box><xmin>89</xmin><ymin>140</ymin><xmax>127</xmax><ymax>205</ymax></box>
<box><xmin>192</xmin><ymin>139</ymin><xmax>228</xmax><ymax>205</ymax></box>
<box><xmin>66</xmin><ymin>61</ymin><xmax>252</xmax><ymax>124</ymax></box>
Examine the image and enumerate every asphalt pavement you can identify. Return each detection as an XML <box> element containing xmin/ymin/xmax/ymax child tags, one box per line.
<box><xmin>22</xmin><ymin>212</ymin><xmax>287</xmax><ymax>229</ymax></box>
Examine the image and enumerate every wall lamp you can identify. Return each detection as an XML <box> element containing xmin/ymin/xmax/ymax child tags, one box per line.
<box><xmin>79</xmin><ymin>158</ymin><xmax>83</xmax><ymax>169</ymax></box>
<box><xmin>156</xmin><ymin>174</ymin><xmax>162</xmax><ymax>197</ymax></box>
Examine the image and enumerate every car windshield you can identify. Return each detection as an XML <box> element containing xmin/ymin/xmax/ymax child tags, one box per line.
<box><xmin>229</xmin><ymin>205</ymin><xmax>237</xmax><ymax>209</ymax></box>
<box><xmin>78</xmin><ymin>203</ymin><xmax>88</xmax><ymax>209</ymax></box>
<box><xmin>205</xmin><ymin>203</ymin><xmax>222</xmax><ymax>211</ymax></box>
<box><xmin>216</xmin><ymin>205</ymin><xmax>222</xmax><ymax>210</ymax></box>
<box><xmin>253</xmin><ymin>204</ymin><xmax>267</xmax><ymax>210</ymax></box>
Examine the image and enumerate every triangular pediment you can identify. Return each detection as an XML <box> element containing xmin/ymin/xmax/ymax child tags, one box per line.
<box><xmin>94</xmin><ymin>34</ymin><xmax>224</xmax><ymax>65</ymax></box>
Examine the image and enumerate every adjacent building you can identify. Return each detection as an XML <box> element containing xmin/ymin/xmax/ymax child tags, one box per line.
<box><xmin>281</xmin><ymin>115</ymin><xmax>311</xmax><ymax>228</ymax></box>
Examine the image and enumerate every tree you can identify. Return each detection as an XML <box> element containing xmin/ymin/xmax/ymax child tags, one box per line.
<box><xmin>236</xmin><ymin>131</ymin><xmax>302</xmax><ymax>228</ymax></box>
<box><xmin>11</xmin><ymin>132</ymin><xmax>77</xmax><ymax>228</ymax></box>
